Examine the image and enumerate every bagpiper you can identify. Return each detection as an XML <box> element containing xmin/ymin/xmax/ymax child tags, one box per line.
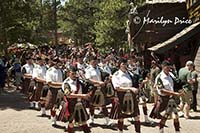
<box><xmin>110</xmin><ymin>58</ymin><xmax>141</xmax><ymax>133</ymax></box>
<box><xmin>58</xmin><ymin>66</ymin><xmax>91</xmax><ymax>133</ymax></box>
<box><xmin>85</xmin><ymin>56</ymin><xmax>112</xmax><ymax>126</ymax></box>
<box><xmin>149</xmin><ymin>61</ymin><xmax>183</xmax><ymax>133</ymax></box>
<box><xmin>21</xmin><ymin>56</ymin><xmax>34</xmax><ymax>95</ymax></box>
<box><xmin>44</xmin><ymin>57</ymin><xmax>63</xmax><ymax>126</ymax></box>
<box><xmin>29</xmin><ymin>57</ymin><xmax>46</xmax><ymax>109</ymax></box>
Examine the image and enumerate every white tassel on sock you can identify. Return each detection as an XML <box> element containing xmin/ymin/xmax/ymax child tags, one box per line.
<box><xmin>35</xmin><ymin>102</ymin><xmax>39</xmax><ymax>109</ymax></box>
<box><xmin>87</xmin><ymin>115</ymin><xmax>94</xmax><ymax>126</ymax></box>
<box><xmin>41</xmin><ymin>107</ymin><xmax>46</xmax><ymax>115</ymax></box>
<box><xmin>105</xmin><ymin>117</ymin><xmax>112</xmax><ymax>125</ymax></box>
<box><xmin>145</xmin><ymin>115</ymin><xmax>150</xmax><ymax>122</ymax></box>
<box><xmin>51</xmin><ymin>116</ymin><xmax>56</xmax><ymax>125</ymax></box>
<box><xmin>30</xmin><ymin>102</ymin><xmax>34</xmax><ymax>108</ymax></box>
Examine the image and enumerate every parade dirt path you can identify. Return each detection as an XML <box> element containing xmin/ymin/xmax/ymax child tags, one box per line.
<box><xmin>1</xmin><ymin>87</ymin><xmax>200</xmax><ymax>133</ymax></box>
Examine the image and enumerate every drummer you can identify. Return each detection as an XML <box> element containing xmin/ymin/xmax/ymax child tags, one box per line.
<box><xmin>111</xmin><ymin>58</ymin><xmax>141</xmax><ymax>133</ymax></box>
<box><xmin>59</xmin><ymin>65</ymin><xmax>91</xmax><ymax>132</ymax></box>
<box><xmin>85</xmin><ymin>55</ymin><xmax>112</xmax><ymax>126</ymax></box>
<box><xmin>45</xmin><ymin>57</ymin><xmax>63</xmax><ymax>126</ymax></box>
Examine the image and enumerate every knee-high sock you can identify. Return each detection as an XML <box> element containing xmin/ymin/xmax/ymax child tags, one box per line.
<box><xmin>134</xmin><ymin>121</ymin><xmax>141</xmax><ymax>133</ymax></box>
<box><xmin>159</xmin><ymin>117</ymin><xmax>167</xmax><ymax>129</ymax></box>
<box><xmin>174</xmin><ymin>121</ymin><xmax>180</xmax><ymax>131</ymax></box>
<box><xmin>89</xmin><ymin>106</ymin><xmax>95</xmax><ymax>116</ymax></box>
<box><xmin>67</xmin><ymin>125</ymin><xmax>73</xmax><ymax>133</ymax></box>
<box><xmin>118</xmin><ymin>120</ymin><xmax>123</xmax><ymax>131</ymax></box>
<box><xmin>143</xmin><ymin>106</ymin><xmax>148</xmax><ymax>115</ymax></box>
<box><xmin>50</xmin><ymin>109</ymin><xmax>56</xmax><ymax>117</ymax></box>
<box><xmin>41</xmin><ymin>102</ymin><xmax>45</xmax><ymax>108</ymax></box>
<box><xmin>102</xmin><ymin>106</ymin><xmax>108</xmax><ymax>117</ymax></box>
<box><xmin>81</xmin><ymin>124</ymin><xmax>90</xmax><ymax>132</ymax></box>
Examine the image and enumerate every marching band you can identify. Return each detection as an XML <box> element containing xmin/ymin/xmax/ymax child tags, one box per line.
<box><xmin>5</xmin><ymin>45</ymin><xmax>193</xmax><ymax>133</ymax></box>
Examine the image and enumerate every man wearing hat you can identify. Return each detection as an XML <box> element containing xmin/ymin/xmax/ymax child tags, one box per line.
<box><xmin>111</xmin><ymin>57</ymin><xmax>141</xmax><ymax>133</ymax></box>
<box><xmin>58</xmin><ymin>65</ymin><xmax>91</xmax><ymax>132</ymax></box>
<box><xmin>44</xmin><ymin>57</ymin><xmax>63</xmax><ymax>126</ymax></box>
<box><xmin>21</xmin><ymin>56</ymin><xmax>34</xmax><ymax>94</ymax></box>
<box><xmin>85</xmin><ymin>55</ymin><xmax>112</xmax><ymax>126</ymax></box>
<box><xmin>150</xmin><ymin>61</ymin><xmax>183</xmax><ymax>133</ymax></box>
<box><xmin>29</xmin><ymin>57</ymin><xmax>47</xmax><ymax>109</ymax></box>
<box><xmin>178</xmin><ymin>60</ymin><xmax>193</xmax><ymax>118</ymax></box>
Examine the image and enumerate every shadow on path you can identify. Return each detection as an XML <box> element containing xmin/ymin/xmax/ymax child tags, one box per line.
<box><xmin>0</xmin><ymin>87</ymin><xmax>29</xmax><ymax>111</ymax></box>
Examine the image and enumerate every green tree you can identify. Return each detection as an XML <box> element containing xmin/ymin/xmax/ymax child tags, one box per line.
<box><xmin>94</xmin><ymin>0</ymin><xmax>130</xmax><ymax>49</ymax></box>
<box><xmin>58</xmin><ymin>0</ymin><xmax>100</xmax><ymax>45</ymax></box>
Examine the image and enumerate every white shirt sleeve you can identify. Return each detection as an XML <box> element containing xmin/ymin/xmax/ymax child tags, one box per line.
<box><xmin>85</xmin><ymin>68</ymin><xmax>91</xmax><ymax>79</ymax></box>
<box><xmin>41</xmin><ymin>67</ymin><xmax>47</xmax><ymax>79</ymax></box>
<box><xmin>46</xmin><ymin>70</ymin><xmax>52</xmax><ymax>83</ymax></box>
<box><xmin>32</xmin><ymin>68</ymin><xmax>38</xmax><ymax>79</ymax></box>
<box><xmin>62</xmin><ymin>79</ymin><xmax>67</xmax><ymax>91</ymax></box>
<box><xmin>112</xmin><ymin>74</ymin><xmax>120</xmax><ymax>88</ymax></box>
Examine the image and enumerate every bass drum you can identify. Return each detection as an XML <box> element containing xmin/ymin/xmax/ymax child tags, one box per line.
<box><xmin>55</xmin><ymin>89</ymin><xmax>65</xmax><ymax>109</ymax></box>
<box><xmin>91</xmin><ymin>87</ymin><xmax>105</xmax><ymax>107</ymax></box>
<box><xmin>41</xmin><ymin>84</ymin><xmax>49</xmax><ymax>98</ymax></box>
<box><xmin>105</xmin><ymin>82</ymin><xmax>115</xmax><ymax>97</ymax></box>
<box><xmin>122</xmin><ymin>90</ymin><xmax>134</xmax><ymax>115</ymax></box>
<box><xmin>73</xmin><ymin>102</ymin><xmax>89</xmax><ymax>125</ymax></box>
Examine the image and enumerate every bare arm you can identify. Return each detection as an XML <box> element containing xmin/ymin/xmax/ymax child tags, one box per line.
<box><xmin>67</xmin><ymin>93</ymin><xmax>89</xmax><ymax>99</ymax></box>
<box><xmin>88</xmin><ymin>79</ymin><xmax>104</xmax><ymax>86</ymax></box>
<box><xmin>48</xmin><ymin>82</ymin><xmax>62</xmax><ymax>88</ymax></box>
<box><xmin>160</xmin><ymin>89</ymin><xmax>182</xmax><ymax>97</ymax></box>
<box><xmin>35</xmin><ymin>77</ymin><xmax>46</xmax><ymax>83</ymax></box>
<box><xmin>115</xmin><ymin>86</ymin><xmax>138</xmax><ymax>94</ymax></box>
<box><xmin>23</xmin><ymin>74</ymin><xmax>32</xmax><ymax>79</ymax></box>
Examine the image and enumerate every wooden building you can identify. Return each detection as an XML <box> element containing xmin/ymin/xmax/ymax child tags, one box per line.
<box><xmin>148</xmin><ymin>0</ymin><xmax>200</xmax><ymax>70</ymax></box>
<box><xmin>129</xmin><ymin>1</ymin><xmax>189</xmax><ymax>68</ymax></box>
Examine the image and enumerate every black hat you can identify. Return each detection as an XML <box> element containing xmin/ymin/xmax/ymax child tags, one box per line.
<box><xmin>89</xmin><ymin>55</ymin><xmax>97</xmax><ymax>61</ymax></box>
<box><xmin>26</xmin><ymin>56</ymin><xmax>32</xmax><ymax>60</ymax></box>
<box><xmin>161</xmin><ymin>60</ymin><xmax>171</xmax><ymax>67</ymax></box>
<box><xmin>52</xmin><ymin>57</ymin><xmax>59</xmax><ymax>62</ymax></box>
<box><xmin>36</xmin><ymin>57</ymin><xmax>42</xmax><ymax>61</ymax></box>
<box><xmin>77</xmin><ymin>54</ymin><xmax>84</xmax><ymax>59</ymax></box>
<box><xmin>119</xmin><ymin>57</ymin><xmax>128</xmax><ymax>64</ymax></box>
<box><xmin>69</xmin><ymin>65</ymin><xmax>78</xmax><ymax>72</ymax></box>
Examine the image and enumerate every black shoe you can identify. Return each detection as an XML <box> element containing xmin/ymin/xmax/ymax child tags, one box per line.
<box><xmin>84</xmin><ymin>129</ymin><xmax>91</xmax><ymax>133</ymax></box>
<box><xmin>29</xmin><ymin>106</ymin><xmax>34</xmax><ymax>109</ymax></box>
<box><xmin>38</xmin><ymin>114</ymin><xmax>48</xmax><ymax>117</ymax></box>
<box><xmin>52</xmin><ymin>123</ymin><xmax>57</xmax><ymax>127</ymax></box>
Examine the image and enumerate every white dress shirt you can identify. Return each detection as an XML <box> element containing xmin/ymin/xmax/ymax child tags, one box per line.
<box><xmin>112</xmin><ymin>70</ymin><xmax>132</xmax><ymax>89</ymax></box>
<box><xmin>62</xmin><ymin>77</ymin><xmax>82</xmax><ymax>94</ymax></box>
<box><xmin>46</xmin><ymin>67</ymin><xmax>63</xmax><ymax>83</ymax></box>
<box><xmin>85</xmin><ymin>65</ymin><xmax>101</xmax><ymax>81</ymax></box>
<box><xmin>22</xmin><ymin>64</ymin><xmax>34</xmax><ymax>74</ymax></box>
<box><xmin>32</xmin><ymin>64</ymin><xmax>47</xmax><ymax>79</ymax></box>
<box><xmin>155</xmin><ymin>71</ymin><xmax>174</xmax><ymax>96</ymax></box>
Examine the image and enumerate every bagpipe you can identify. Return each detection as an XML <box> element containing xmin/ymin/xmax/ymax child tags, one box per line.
<box><xmin>41</xmin><ymin>83</ymin><xmax>49</xmax><ymax>99</ymax></box>
<box><xmin>99</xmin><ymin>68</ymin><xmax>115</xmax><ymax>98</ymax></box>
<box><xmin>28</xmin><ymin>79</ymin><xmax>36</xmax><ymax>100</ymax></box>
<box><xmin>59</xmin><ymin>78</ymin><xmax>89</xmax><ymax>124</ymax></box>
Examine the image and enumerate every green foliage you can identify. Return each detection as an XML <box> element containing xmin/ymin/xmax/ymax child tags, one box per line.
<box><xmin>94</xmin><ymin>0</ymin><xmax>130</xmax><ymax>48</ymax></box>
<box><xmin>58</xmin><ymin>0</ymin><xmax>100</xmax><ymax>45</ymax></box>
<box><xmin>0</xmin><ymin>0</ymin><xmax>62</xmax><ymax>53</ymax></box>
<box><xmin>0</xmin><ymin>0</ymin><xmax>145</xmax><ymax>53</ymax></box>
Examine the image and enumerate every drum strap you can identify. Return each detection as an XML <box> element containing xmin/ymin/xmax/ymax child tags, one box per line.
<box><xmin>75</xmin><ymin>79</ymin><xmax>80</xmax><ymax>94</ymax></box>
<box><xmin>64</xmin><ymin>79</ymin><xmax>81</xmax><ymax>117</ymax></box>
<box><xmin>64</xmin><ymin>96</ymin><xmax>70</xmax><ymax>117</ymax></box>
